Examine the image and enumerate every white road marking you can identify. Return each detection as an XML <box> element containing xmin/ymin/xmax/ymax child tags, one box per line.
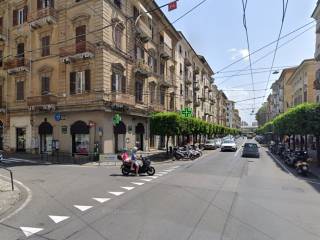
<box><xmin>154</xmin><ymin>174</ymin><xmax>163</xmax><ymax>176</ymax></box>
<box><xmin>20</xmin><ymin>227</ymin><xmax>43</xmax><ymax>237</ymax></box>
<box><xmin>73</xmin><ymin>205</ymin><xmax>93</xmax><ymax>212</ymax></box>
<box><xmin>49</xmin><ymin>215</ymin><xmax>70</xmax><ymax>224</ymax></box>
<box><xmin>131</xmin><ymin>182</ymin><xmax>144</xmax><ymax>186</ymax></box>
<box><xmin>108</xmin><ymin>191</ymin><xmax>124</xmax><ymax>196</ymax></box>
<box><xmin>92</xmin><ymin>198</ymin><xmax>111</xmax><ymax>203</ymax></box>
<box><xmin>0</xmin><ymin>175</ymin><xmax>32</xmax><ymax>224</ymax></box>
<box><xmin>121</xmin><ymin>186</ymin><xmax>135</xmax><ymax>191</ymax></box>
<box><xmin>234</xmin><ymin>147</ymin><xmax>241</xmax><ymax>157</ymax></box>
<box><xmin>147</xmin><ymin>176</ymin><xmax>158</xmax><ymax>179</ymax></box>
<box><xmin>140</xmin><ymin>179</ymin><xmax>152</xmax><ymax>182</ymax></box>
<box><xmin>158</xmin><ymin>172</ymin><xmax>168</xmax><ymax>174</ymax></box>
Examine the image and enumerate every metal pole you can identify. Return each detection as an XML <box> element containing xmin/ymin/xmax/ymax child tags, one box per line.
<box><xmin>10</xmin><ymin>170</ymin><xmax>14</xmax><ymax>191</ymax></box>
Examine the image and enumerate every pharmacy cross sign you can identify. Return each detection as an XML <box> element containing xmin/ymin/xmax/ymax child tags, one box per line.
<box><xmin>112</xmin><ymin>114</ymin><xmax>121</xmax><ymax>126</ymax></box>
<box><xmin>181</xmin><ymin>107</ymin><xmax>192</xmax><ymax>118</ymax></box>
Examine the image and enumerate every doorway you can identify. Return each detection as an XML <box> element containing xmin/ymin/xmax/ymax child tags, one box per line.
<box><xmin>16</xmin><ymin>127</ymin><xmax>26</xmax><ymax>152</ymax></box>
<box><xmin>39</xmin><ymin>121</ymin><xmax>53</xmax><ymax>153</ymax></box>
<box><xmin>114</xmin><ymin>121</ymin><xmax>126</xmax><ymax>153</ymax></box>
<box><xmin>135</xmin><ymin>123</ymin><xmax>145</xmax><ymax>151</ymax></box>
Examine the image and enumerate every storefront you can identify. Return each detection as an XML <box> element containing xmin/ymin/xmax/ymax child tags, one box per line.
<box><xmin>70</xmin><ymin>121</ymin><xmax>90</xmax><ymax>155</ymax></box>
<box><xmin>38</xmin><ymin>120</ymin><xmax>53</xmax><ymax>153</ymax></box>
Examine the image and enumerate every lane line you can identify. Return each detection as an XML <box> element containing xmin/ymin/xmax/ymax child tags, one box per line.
<box><xmin>140</xmin><ymin>179</ymin><xmax>152</xmax><ymax>182</ymax></box>
<box><xmin>108</xmin><ymin>192</ymin><xmax>124</xmax><ymax>196</ymax></box>
<box><xmin>20</xmin><ymin>227</ymin><xmax>43</xmax><ymax>237</ymax></box>
<box><xmin>121</xmin><ymin>186</ymin><xmax>135</xmax><ymax>191</ymax></box>
<box><xmin>131</xmin><ymin>182</ymin><xmax>144</xmax><ymax>186</ymax></box>
<box><xmin>234</xmin><ymin>147</ymin><xmax>241</xmax><ymax>157</ymax></box>
<box><xmin>92</xmin><ymin>198</ymin><xmax>110</xmax><ymax>203</ymax></box>
<box><xmin>48</xmin><ymin>215</ymin><xmax>70</xmax><ymax>224</ymax></box>
<box><xmin>73</xmin><ymin>205</ymin><xmax>93</xmax><ymax>212</ymax></box>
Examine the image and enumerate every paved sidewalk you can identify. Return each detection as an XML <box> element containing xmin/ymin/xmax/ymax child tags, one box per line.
<box><xmin>0</xmin><ymin>177</ymin><xmax>21</xmax><ymax>218</ymax></box>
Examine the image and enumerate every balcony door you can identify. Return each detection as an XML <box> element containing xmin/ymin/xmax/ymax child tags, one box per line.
<box><xmin>17</xmin><ymin>43</ymin><xmax>24</xmax><ymax>66</ymax></box>
<box><xmin>76</xmin><ymin>25</ymin><xmax>86</xmax><ymax>53</ymax></box>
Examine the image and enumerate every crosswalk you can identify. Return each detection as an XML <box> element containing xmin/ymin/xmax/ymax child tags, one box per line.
<box><xmin>0</xmin><ymin>157</ymin><xmax>38</xmax><ymax>165</ymax></box>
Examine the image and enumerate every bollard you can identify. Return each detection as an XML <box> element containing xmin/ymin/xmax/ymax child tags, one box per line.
<box><xmin>10</xmin><ymin>170</ymin><xmax>14</xmax><ymax>191</ymax></box>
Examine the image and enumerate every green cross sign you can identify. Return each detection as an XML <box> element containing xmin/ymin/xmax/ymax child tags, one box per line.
<box><xmin>112</xmin><ymin>114</ymin><xmax>121</xmax><ymax>126</ymax></box>
<box><xmin>181</xmin><ymin>107</ymin><xmax>193</xmax><ymax>118</ymax></box>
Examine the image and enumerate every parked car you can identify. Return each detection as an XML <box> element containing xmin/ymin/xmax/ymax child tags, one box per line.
<box><xmin>203</xmin><ymin>139</ymin><xmax>217</xmax><ymax>150</ymax></box>
<box><xmin>221</xmin><ymin>140</ymin><xmax>237</xmax><ymax>152</ymax></box>
<box><xmin>242</xmin><ymin>143</ymin><xmax>260</xmax><ymax>158</ymax></box>
<box><xmin>215</xmin><ymin>138</ymin><xmax>222</xmax><ymax>148</ymax></box>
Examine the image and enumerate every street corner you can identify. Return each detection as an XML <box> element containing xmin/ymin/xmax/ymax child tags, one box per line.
<box><xmin>0</xmin><ymin>174</ymin><xmax>31</xmax><ymax>224</ymax></box>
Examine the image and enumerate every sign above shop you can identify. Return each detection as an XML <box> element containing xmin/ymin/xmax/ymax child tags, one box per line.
<box><xmin>181</xmin><ymin>107</ymin><xmax>193</xmax><ymax>118</ymax></box>
<box><xmin>111</xmin><ymin>104</ymin><xmax>129</xmax><ymax>112</ymax></box>
<box><xmin>112</xmin><ymin>114</ymin><xmax>122</xmax><ymax>126</ymax></box>
<box><xmin>54</xmin><ymin>112</ymin><xmax>62</xmax><ymax>121</ymax></box>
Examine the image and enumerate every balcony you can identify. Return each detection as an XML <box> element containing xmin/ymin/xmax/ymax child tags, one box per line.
<box><xmin>134</xmin><ymin>59</ymin><xmax>151</xmax><ymax>77</ymax></box>
<box><xmin>314</xmin><ymin>79</ymin><xmax>320</xmax><ymax>90</ymax></box>
<box><xmin>60</xmin><ymin>41</ymin><xmax>95</xmax><ymax>62</ymax></box>
<box><xmin>0</xmin><ymin>27</ymin><xmax>7</xmax><ymax>41</ymax></box>
<box><xmin>110</xmin><ymin>92</ymin><xmax>135</xmax><ymax>106</ymax></box>
<box><xmin>27</xmin><ymin>95</ymin><xmax>57</xmax><ymax>111</ymax></box>
<box><xmin>28</xmin><ymin>7</ymin><xmax>57</xmax><ymax>29</ymax></box>
<box><xmin>199</xmin><ymin>96</ymin><xmax>206</xmax><ymax>102</ymax></box>
<box><xmin>184</xmin><ymin>57</ymin><xmax>192</xmax><ymax>67</ymax></box>
<box><xmin>194</xmin><ymin>67</ymin><xmax>200</xmax><ymax>75</ymax></box>
<box><xmin>185</xmin><ymin>96</ymin><xmax>193</xmax><ymax>104</ymax></box>
<box><xmin>159</xmin><ymin>74</ymin><xmax>173</xmax><ymax>87</ymax></box>
<box><xmin>194</xmin><ymin>84</ymin><xmax>200</xmax><ymax>91</ymax></box>
<box><xmin>4</xmin><ymin>58</ymin><xmax>30</xmax><ymax>75</ymax></box>
<box><xmin>149</xmin><ymin>103</ymin><xmax>165</xmax><ymax>112</ymax></box>
<box><xmin>159</xmin><ymin>43</ymin><xmax>172</xmax><ymax>60</ymax></box>
<box><xmin>136</xmin><ymin>19</ymin><xmax>152</xmax><ymax>43</ymax></box>
<box><xmin>194</xmin><ymin>100</ymin><xmax>201</xmax><ymax>107</ymax></box>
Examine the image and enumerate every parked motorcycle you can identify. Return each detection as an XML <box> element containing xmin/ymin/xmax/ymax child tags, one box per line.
<box><xmin>295</xmin><ymin>159</ymin><xmax>310</xmax><ymax>176</ymax></box>
<box><xmin>118</xmin><ymin>154</ymin><xmax>155</xmax><ymax>176</ymax></box>
<box><xmin>173</xmin><ymin>146</ymin><xmax>199</xmax><ymax>160</ymax></box>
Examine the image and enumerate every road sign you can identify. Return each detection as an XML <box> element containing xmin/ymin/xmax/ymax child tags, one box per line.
<box><xmin>181</xmin><ymin>107</ymin><xmax>192</xmax><ymax>118</ymax></box>
<box><xmin>112</xmin><ymin>114</ymin><xmax>121</xmax><ymax>126</ymax></box>
<box><xmin>54</xmin><ymin>112</ymin><xmax>62</xmax><ymax>121</ymax></box>
<box><xmin>168</xmin><ymin>1</ymin><xmax>178</xmax><ymax>11</ymax></box>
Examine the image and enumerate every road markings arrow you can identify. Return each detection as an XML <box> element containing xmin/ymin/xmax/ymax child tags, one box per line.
<box><xmin>131</xmin><ymin>182</ymin><xmax>144</xmax><ymax>185</ymax></box>
<box><xmin>121</xmin><ymin>186</ymin><xmax>135</xmax><ymax>191</ymax></box>
<box><xmin>49</xmin><ymin>215</ymin><xmax>70</xmax><ymax>224</ymax></box>
<box><xmin>73</xmin><ymin>205</ymin><xmax>93</xmax><ymax>212</ymax></box>
<box><xmin>108</xmin><ymin>192</ymin><xmax>124</xmax><ymax>196</ymax></box>
<box><xmin>92</xmin><ymin>198</ymin><xmax>111</xmax><ymax>203</ymax></box>
<box><xmin>20</xmin><ymin>227</ymin><xmax>43</xmax><ymax>237</ymax></box>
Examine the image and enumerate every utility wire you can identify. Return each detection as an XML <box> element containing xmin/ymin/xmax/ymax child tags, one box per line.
<box><xmin>171</xmin><ymin>0</ymin><xmax>208</xmax><ymax>24</ymax></box>
<box><xmin>263</xmin><ymin>0</ymin><xmax>289</xmax><ymax>99</ymax></box>
<box><xmin>215</xmin><ymin>20</ymin><xmax>314</xmax><ymax>74</ymax></box>
<box><xmin>241</xmin><ymin>0</ymin><xmax>255</xmax><ymax>110</ymax></box>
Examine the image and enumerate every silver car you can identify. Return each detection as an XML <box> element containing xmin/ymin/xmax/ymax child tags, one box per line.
<box><xmin>204</xmin><ymin>139</ymin><xmax>218</xmax><ymax>150</ymax></box>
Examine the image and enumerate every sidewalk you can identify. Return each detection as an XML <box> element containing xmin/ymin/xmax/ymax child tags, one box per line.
<box><xmin>0</xmin><ymin>177</ymin><xmax>21</xmax><ymax>218</ymax></box>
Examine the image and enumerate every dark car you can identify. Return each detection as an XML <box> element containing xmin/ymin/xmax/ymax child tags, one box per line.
<box><xmin>242</xmin><ymin>143</ymin><xmax>260</xmax><ymax>158</ymax></box>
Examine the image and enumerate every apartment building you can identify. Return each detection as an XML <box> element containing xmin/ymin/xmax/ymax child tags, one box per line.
<box><xmin>286</xmin><ymin>59</ymin><xmax>316</xmax><ymax>107</ymax></box>
<box><xmin>312</xmin><ymin>3</ymin><xmax>320</xmax><ymax>103</ymax></box>
<box><xmin>216</xmin><ymin>90</ymin><xmax>228</xmax><ymax>126</ymax></box>
<box><xmin>0</xmin><ymin>0</ymin><xmax>181</xmax><ymax>154</ymax></box>
<box><xmin>233</xmin><ymin>109</ymin><xmax>241</xmax><ymax>129</ymax></box>
<box><xmin>226</xmin><ymin>100</ymin><xmax>235</xmax><ymax>128</ymax></box>
<box><xmin>279</xmin><ymin>67</ymin><xmax>297</xmax><ymax>112</ymax></box>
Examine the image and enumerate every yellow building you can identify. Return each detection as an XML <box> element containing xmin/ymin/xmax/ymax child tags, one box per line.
<box><xmin>282</xmin><ymin>67</ymin><xmax>297</xmax><ymax>112</ymax></box>
<box><xmin>0</xmin><ymin>0</ymin><xmax>181</xmax><ymax>154</ymax></box>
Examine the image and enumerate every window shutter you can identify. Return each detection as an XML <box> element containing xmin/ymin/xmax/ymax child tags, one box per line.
<box><xmin>85</xmin><ymin>69</ymin><xmax>91</xmax><ymax>91</ymax></box>
<box><xmin>37</xmin><ymin>0</ymin><xmax>42</xmax><ymax>9</ymax></box>
<box><xmin>70</xmin><ymin>72</ymin><xmax>76</xmax><ymax>94</ymax></box>
<box><xmin>23</xmin><ymin>6</ymin><xmax>28</xmax><ymax>22</ymax></box>
<box><xmin>13</xmin><ymin>9</ymin><xmax>18</xmax><ymax>26</ymax></box>
<box><xmin>111</xmin><ymin>73</ymin><xmax>116</xmax><ymax>91</ymax></box>
<box><xmin>121</xmin><ymin>75</ymin><xmax>126</xmax><ymax>93</ymax></box>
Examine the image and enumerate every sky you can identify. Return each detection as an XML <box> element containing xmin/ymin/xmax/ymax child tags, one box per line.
<box><xmin>156</xmin><ymin>0</ymin><xmax>317</xmax><ymax>126</ymax></box>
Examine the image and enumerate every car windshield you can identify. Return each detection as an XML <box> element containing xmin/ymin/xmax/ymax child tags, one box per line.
<box><xmin>207</xmin><ymin>140</ymin><xmax>215</xmax><ymax>143</ymax></box>
<box><xmin>244</xmin><ymin>143</ymin><xmax>258</xmax><ymax>148</ymax></box>
<box><xmin>223</xmin><ymin>140</ymin><xmax>234</xmax><ymax>144</ymax></box>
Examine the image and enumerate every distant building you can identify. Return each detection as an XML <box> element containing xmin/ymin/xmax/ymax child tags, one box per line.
<box><xmin>241</xmin><ymin>121</ymin><xmax>249</xmax><ymax>127</ymax></box>
<box><xmin>252</xmin><ymin>122</ymin><xmax>258</xmax><ymax>127</ymax></box>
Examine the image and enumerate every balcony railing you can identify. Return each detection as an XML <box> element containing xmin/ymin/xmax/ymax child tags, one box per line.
<box><xmin>4</xmin><ymin>58</ymin><xmax>30</xmax><ymax>74</ymax></box>
<box><xmin>27</xmin><ymin>95</ymin><xmax>58</xmax><ymax>107</ymax></box>
<box><xmin>110</xmin><ymin>92</ymin><xmax>135</xmax><ymax>106</ymax></box>
<box><xmin>194</xmin><ymin>100</ymin><xmax>201</xmax><ymax>107</ymax></box>
<box><xmin>28</xmin><ymin>7</ymin><xmax>57</xmax><ymax>29</ymax></box>
<box><xmin>185</xmin><ymin>96</ymin><xmax>193</xmax><ymax>104</ymax></box>
<box><xmin>134</xmin><ymin>59</ymin><xmax>151</xmax><ymax>77</ymax></box>
<box><xmin>149</xmin><ymin>103</ymin><xmax>165</xmax><ymax>112</ymax></box>
<box><xmin>159</xmin><ymin>74</ymin><xmax>174</xmax><ymax>87</ymax></box>
<box><xmin>159</xmin><ymin>43</ymin><xmax>172</xmax><ymax>60</ymax></box>
<box><xmin>184</xmin><ymin>57</ymin><xmax>192</xmax><ymax>66</ymax></box>
<box><xmin>0</xmin><ymin>26</ymin><xmax>7</xmax><ymax>41</ymax></box>
<box><xmin>185</xmin><ymin>76</ymin><xmax>192</xmax><ymax>85</ymax></box>
<box><xmin>60</xmin><ymin>41</ymin><xmax>95</xmax><ymax>60</ymax></box>
<box><xmin>136</xmin><ymin>19</ymin><xmax>152</xmax><ymax>43</ymax></box>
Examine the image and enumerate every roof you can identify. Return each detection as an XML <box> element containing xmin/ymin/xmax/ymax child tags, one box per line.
<box><xmin>311</xmin><ymin>1</ymin><xmax>320</xmax><ymax>18</ymax></box>
<box><xmin>286</xmin><ymin>58</ymin><xmax>316</xmax><ymax>84</ymax></box>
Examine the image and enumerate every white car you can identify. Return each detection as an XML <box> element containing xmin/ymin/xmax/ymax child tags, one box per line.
<box><xmin>214</xmin><ymin>138</ymin><xmax>222</xmax><ymax>148</ymax></box>
<box><xmin>221</xmin><ymin>140</ymin><xmax>237</xmax><ymax>152</ymax></box>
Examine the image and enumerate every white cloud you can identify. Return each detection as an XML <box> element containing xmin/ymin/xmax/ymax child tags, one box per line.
<box><xmin>228</xmin><ymin>48</ymin><xmax>249</xmax><ymax>61</ymax></box>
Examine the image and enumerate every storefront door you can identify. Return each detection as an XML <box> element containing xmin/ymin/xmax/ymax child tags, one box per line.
<box><xmin>71</xmin><ymin>121</ymin><xmax>90</xmax><ymax>156</ymax></box>
<box><xmin>16</xmin><ymin>128</ymin><xmax>26</xmax><ymax>152</ymax></box>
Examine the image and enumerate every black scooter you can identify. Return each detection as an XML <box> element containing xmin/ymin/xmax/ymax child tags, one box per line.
<box><xmin>118</xmin><ymin>155</ymin><xmax>155</xmax><ymax>176</ymax></box>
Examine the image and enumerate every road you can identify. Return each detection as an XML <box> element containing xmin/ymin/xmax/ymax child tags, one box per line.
<box><xmin>1</xmin><ymin>140</ymin><xmax>320</xmax><ymax>240</ymax></box>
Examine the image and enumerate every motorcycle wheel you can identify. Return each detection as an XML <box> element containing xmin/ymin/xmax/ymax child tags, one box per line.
<box><xmin>122</xmin><ymin>167</ymin><xmax>130</xmax><ymax>176</ymax></box>
<box><xmin>147</xmin><ymin>167</ymin><xmax>155</xmax><ymax>176</ymax></box>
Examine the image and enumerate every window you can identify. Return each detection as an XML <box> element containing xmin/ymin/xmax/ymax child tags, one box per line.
<box><xmin>169</xmin><ymin>93</ymin><xmax>174</xmax><ymax>110</ymax></box>
<box><xmin>75</xmin><ymin>25</ymin><xmax>86</xmax><ymax>53</ymax></box>
<box><xmin>149</xmin><ymin>84</ymin><xmax>156</xmax><ymax>104</ymax></box>
<box><xmin>135</xmin><ymin>80</ymin><xmax>143</xmax><ymax>103</ymax></box>
<box><xmin>160</xmin><ymin>87</ymin><xmax>165</xmax><ymax>105</ymax></box>
<box><xmin>13</xmin><ymin>7</ymin><xmax>27</xmax><ymax>26</ymax></box>
<box><xmin>111</xmin><ymin>72</ymin><xmax>126</xmax><ymax>93</ymax></box>
<box><xmin>0</xmin><ymin>50</ymin><xmax>2</xmax><ymax>68</ymax></box>
<box><xmin>133</xmin><ymin>6</ymin><xmax>140</xmax><ymax>20</ymax></box>
<box><xmin>180</xmin><ymin>84</ymin><xmax>183</xmax><ymax>96</ymax></box>
<box><xmin>114</xmin><ymin>26</ymin><xmax>122</xmax><ymax>49</ymax></box>
<box><xmin>179</xmin><ymin>45</ymin><xmax>182</xmax><ymax>54</ymax></box>
<box><xmin>16</xmin><ymin>80</ymin><xmax>24</xmax><ymax>100</ymax></box>
<box><xmin>41</xmin><ymin>73</ymin><xmax>50</xmax><ymax>95</ymax></box>
<box><xmin>136</xmin><ymin>46</ymin><xmax>144</xmax><ymax>60</ymax></box>
<box><xmin>70</xmin><ymin>70</ymin><xmax>91</xmax><ymax>94</ymax></box>
<box><xmin>114</xmin><ymin>0</ymin><xmax>121</xmax><ymax>9</ymax></box>
<box><xmin>41</xmin><ymin>36</ymin><xmax>50</xmax><ymax>57</ymax></box>
<box><xmin>160</xmin><ymin>61</ymin><xmax>165</xmax><ymax>75</ymax></box>
<box><xmin>39</xmin><ymin>0</ymin><xmax>54</xmax><ymax>9</ymax></box>
<box><xmin>180</xmin><ymin>63</ymin><xmax>182</xmax><ymax>75</ymax></box>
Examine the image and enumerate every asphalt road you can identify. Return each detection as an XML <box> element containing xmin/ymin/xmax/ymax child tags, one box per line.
<box><xmin>1</xmin><ymin>139</ymin><xmax>320</xmax><ymax>240</ymax></box>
